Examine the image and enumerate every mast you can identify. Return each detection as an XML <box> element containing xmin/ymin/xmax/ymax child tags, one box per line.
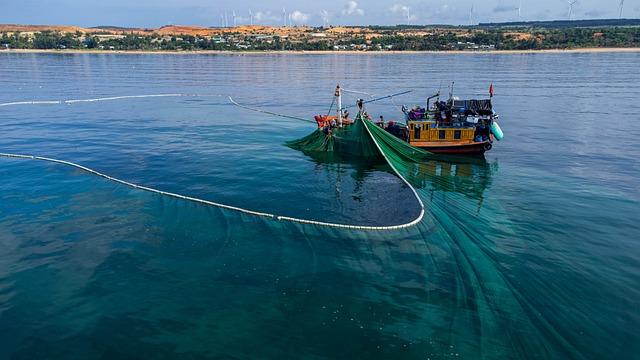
<box><xmin>336</xmin><ymin>85</ymin><xmax>342</xmax><ymax>127</ymax></box>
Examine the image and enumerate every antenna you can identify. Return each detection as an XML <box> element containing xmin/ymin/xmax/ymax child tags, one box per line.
<box><xmin>567</xmin><ymin>0</ymin><xmax>578</xmax><ymax>20</ymax></box>
<box><xmin>619</xmin><ymin>0</ymin><xmax>625</xmax><ymax>19</ymax></box>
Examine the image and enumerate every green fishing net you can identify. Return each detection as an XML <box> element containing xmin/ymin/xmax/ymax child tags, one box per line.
<box><xmin>287</xmin><ymin>115</ymin><xmax>381</xmax><ymax>158</ymax></box>
<box><xmin>287</xmin><ymin>113</ymin><xmax>470</xmax><ymax>186</ymax></box>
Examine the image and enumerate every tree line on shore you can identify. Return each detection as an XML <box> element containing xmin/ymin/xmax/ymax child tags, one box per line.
<box><xmin>1</xmin><ymin>27</ymin><xmax>639</xmax><ymax>51</ymax></box>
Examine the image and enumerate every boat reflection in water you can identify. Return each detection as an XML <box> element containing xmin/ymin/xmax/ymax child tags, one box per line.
<box><xmin>406</xmin><ymin>158</ymin><xmax>497</xmax><ymax>203</ymax></box>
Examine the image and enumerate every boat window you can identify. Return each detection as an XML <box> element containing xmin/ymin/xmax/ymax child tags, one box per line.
<box><xmin>439</xmin><ymin>130</ymin><xmax>446</xmax><ymax>139</ymax></box>
<box><xmin>415</xmin><ymin>125</ymin><xmax>421</xmax><ymax>139</ymax></box>
<box><xmin>454</xmin><ymin>130</ymin><xmax>461</xmax><ymax>139</ymax></box>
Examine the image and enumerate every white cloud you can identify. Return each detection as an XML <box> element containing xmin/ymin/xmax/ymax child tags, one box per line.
<box><xmin>234</xmin><ymin>15</ymin><xmax>250</xmax><ymax>23</ymax></box>
<box><xmin>390</xmin><ymin>4</ymin><xmax>407</xmax><ymax>13</ymax></box>
<box><xmin>342</xmin><ymin>1</ymin><xmax>364</xmax><ymax>16</ymax></box>
<box><xmin>289</xmin><ymin>10</ymin><xmax>310</xmax><ymax>24</ymax></box>
<box><xmin>253</xmin><ymin>11</ymin><xmax>279</xmax><ymax>23</ymax></box>
<box><xmin>254</xmin><ymin>11</ymin><xmax>266</xmax><ymax>21</ymax></box>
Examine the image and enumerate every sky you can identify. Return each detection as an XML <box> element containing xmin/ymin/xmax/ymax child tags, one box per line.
<box><xmin>1</xmin><ymin>0</ymin><xmax>639</xmax><ymax>27</ymax></box>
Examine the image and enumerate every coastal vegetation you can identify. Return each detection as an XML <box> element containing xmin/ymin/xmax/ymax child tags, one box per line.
<box><xmin>1</xmin><ymin>23</ymin><xmax>640</xmax><ymax>52</ymax></box>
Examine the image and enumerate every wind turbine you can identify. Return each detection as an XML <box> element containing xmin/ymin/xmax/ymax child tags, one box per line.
<box><xmin>517</xmin><ymin>0</ymin><xmax>522</xmax><ymax>20</ymax></box>
<box><xmin>469</xmin><ymin>5</ymin><xmax>474</xmax><ymax>26</ymax></box>
<box><xmin>320</xmin><ymin>10</ymin><xmax>330</xmax><ymax>27</ymax></box>
<box><xmin>567</xmin><ymin>0</ymin><xmax>578</xmax><ymax>20</ymax></box>
<box><xmin>282</xmin><ymin>8</ymin><xmax>287</xmax><ymax>27</ymax></box>
<box><xmin>232</xmin><ymin>10</ymin><xmax>237</xmax><ymax>27</ymax></box>
<box><xmin>619</xmin><ymin>0</ymin><xmax>625</xmax><ymax>19</ymax></box>
<box><xmin>249</xmin><ymin>9</ymin><xmax>253</xmax><ymax>26</ymax></box>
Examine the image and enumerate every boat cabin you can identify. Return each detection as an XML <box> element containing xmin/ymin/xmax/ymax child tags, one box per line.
<box><xmin>400</xmin><ymin>98</ymin><xmax>499</xmax><ymax>154</ymax></box>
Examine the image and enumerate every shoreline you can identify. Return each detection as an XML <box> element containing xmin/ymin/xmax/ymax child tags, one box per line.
<box><xmin>2</xmin><ymin>48</ymin><xmax>640</xmax><ymax>55</ymax></box>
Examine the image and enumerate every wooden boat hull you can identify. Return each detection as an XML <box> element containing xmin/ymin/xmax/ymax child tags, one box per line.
<box><xmin>411</xmin><ymin>140</ymin><xmax>492</xmax><ymax>155</ymax></box>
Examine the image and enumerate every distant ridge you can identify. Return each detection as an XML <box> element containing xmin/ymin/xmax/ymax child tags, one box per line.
<box><xmin>2</xmin><ymin>20</ymin><xmax>639</xmax><ymax>52</ymax></box>
<box><xmin>0</xmin><ymin>24</ymin><xmax>307</xmax><ymax>36</ymax></box>
<box><xmin>479</xmin><ymin>18</ymin><xmax>640</xmax><ymax>28</ymax></box>
<box><xmin>89</xmin><ymin>26</ymin><xmax>142</xmax><ymax>31</ymax></box>
<box><xmin>3</xmin><ymin>19</ymin><xmax>640</xmax><ymax>36</ymax></box>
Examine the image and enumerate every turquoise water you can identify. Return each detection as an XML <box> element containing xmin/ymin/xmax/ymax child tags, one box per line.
<box><xmin>0</xmin><ymin>53</ymin><xmax>639</xmax><ymax>359</ymax></box>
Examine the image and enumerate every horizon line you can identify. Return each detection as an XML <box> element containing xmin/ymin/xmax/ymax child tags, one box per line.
<box><xmin>2</xmin><ymin>18</ymin><xmax>640</xmax><ymax>30</ymax></box>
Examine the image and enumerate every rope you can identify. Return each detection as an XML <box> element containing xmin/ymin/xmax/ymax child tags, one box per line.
<box><xmin>0</xmin><ymin>151</ymin><xmax>424</xmax><ymax>231</ymax></box>
<box><xmin>228</xmin><ymin>97</ymin><xmax>315</xmax><ymax>124</ymax></box>
<box><xmin>0</xmin><ymin>94</ymin><xmax>223</xmax><ymax>107</ymax></box>
<box><xmin>343</xmin><ymin>90</ymin><xmax>413</xmax><ymax>110</ymax></box>
<box><xmin>342</xmin><ymin>89</ymin><xmax>375</xmax><ymax>98</ymax></box>
<box><xmin>1</xmin><ymin>92</ymin><xmax>425</xmax><ymax>231</ymax></box>
<box><xmin>0</xmin><ymin>100</ymin><xmax>62</xmax><ymax>107</ymax></box>
<box><xmin>326</xmin><ymin>95</ymin><xmax>336</xmax><ymax>117</ymax></box>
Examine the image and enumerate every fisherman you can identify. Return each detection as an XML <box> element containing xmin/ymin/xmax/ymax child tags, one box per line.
<box><xmin>356</xmin><ymin>99</ymin><xmax>364</xmax><ymax>111</ymax></box>
<box><xmin>386</xmin><ymin>120</ymin><xmax>400</xmax><ymax>136</ymax></box>
<box><xmin>377</xmin><ymin>115</ymin><xmax>384</xmax><ymax>127</ymax></box>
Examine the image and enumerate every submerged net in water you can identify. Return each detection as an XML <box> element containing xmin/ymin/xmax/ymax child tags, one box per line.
<box><xmin>0</xmin><ymin>113</ymin><xmax>436</xmax><ymax>231</ymax></box>
<box><xmin>0</xmin><ymin>96</ymin><xmax>581</xmax><ymax>358</ymax></box>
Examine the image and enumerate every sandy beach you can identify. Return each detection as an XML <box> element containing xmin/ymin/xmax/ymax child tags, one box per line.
<box><xmin>2</xmin><ymin>48</ymin><xmax>640</xmax><ymax>55</ymax></box>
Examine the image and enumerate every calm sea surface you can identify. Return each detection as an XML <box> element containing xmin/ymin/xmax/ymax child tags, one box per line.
<box><xmin>0</xmin><ymin>52</ymin><xmax>638</xmax><ymax>359</ymax></box>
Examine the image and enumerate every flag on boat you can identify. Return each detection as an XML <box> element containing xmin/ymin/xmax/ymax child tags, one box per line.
<box><xmin>489</xmin><ymin>83</ymin><xmax>494</xmax><ymax>98</ymax></box>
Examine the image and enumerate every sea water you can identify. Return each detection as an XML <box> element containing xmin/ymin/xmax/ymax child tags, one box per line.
<box><xmin>0</xmin><ymin>52</ymin><xmax>638</xmax><ymax>359</ymax></box>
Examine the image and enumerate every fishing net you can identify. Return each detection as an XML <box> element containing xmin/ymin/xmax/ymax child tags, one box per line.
<box><xmin>286</xmin><ymin>116</ymin><xmax>382</xmax><ymax>159</ymax></box>
<box><xmin>0</xmin><ymin>97</ymin><xmax>575</xmax><ymax>358</ymax></box>
<box><xmin>283</xmin><ymin>114</ymin><xmax>566</xmax><ymax>356</ymax></box>
<box><xmin>287</xmin><ymin>113</ymin><xmax>469</xmax><ymax>186</ymax></box>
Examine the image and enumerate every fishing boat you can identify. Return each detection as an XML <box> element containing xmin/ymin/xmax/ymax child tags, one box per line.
<box><xmin>312</xmin><ymin>85</ymin><xmax>503</xmax><ymax>156</ymax></box>
<box><xmin>397</xmin><ymin>86</ymin><xmax>503</xmax><ymax>155</ymax></box>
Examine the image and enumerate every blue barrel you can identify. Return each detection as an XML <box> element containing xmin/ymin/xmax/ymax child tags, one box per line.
<box><xmin>490</xmin><ymin>121</ymin><xmax>504</xmax><ymax>141</ymax></box>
